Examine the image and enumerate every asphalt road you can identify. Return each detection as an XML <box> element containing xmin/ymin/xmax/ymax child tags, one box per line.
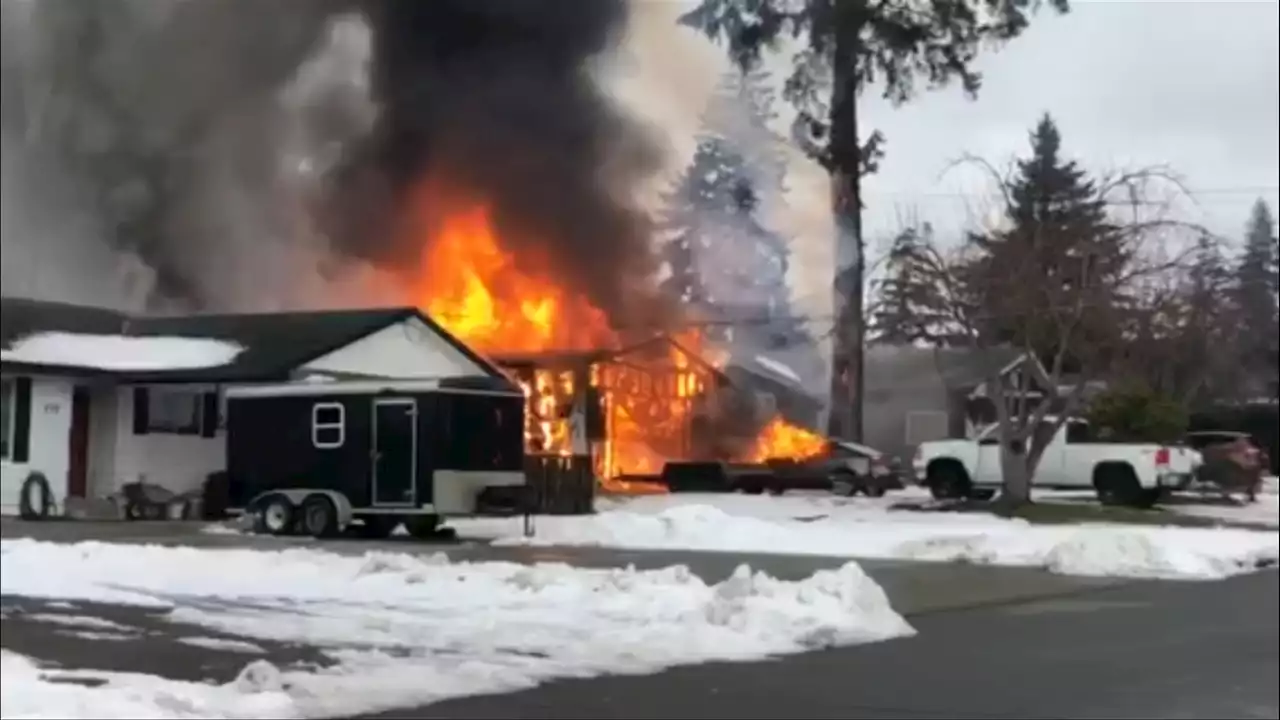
<box><xmin>2</xmin><ymin>519</ymin><xmax>1277</xmax><ymax>719</ymax></box>
<box><xmin>360</xmin><ymin>569</ymin><xmax>1280</xmax><ymax>720</ymax></box>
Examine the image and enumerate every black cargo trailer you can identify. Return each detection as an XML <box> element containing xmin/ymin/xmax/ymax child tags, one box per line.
<box><xmin>223</xmin><ymin>376</ymin><xmax>527</xmax><ymax>538</ymax></box>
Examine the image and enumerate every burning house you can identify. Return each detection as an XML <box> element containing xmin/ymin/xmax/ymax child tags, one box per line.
<box><xmin>3</xmin><ymin>0</ymin><xmax>833</xmax><ymax>503</ymax></box>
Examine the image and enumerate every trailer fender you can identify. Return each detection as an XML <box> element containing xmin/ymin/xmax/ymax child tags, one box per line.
<box><xmin>246</xmin><ymin>489</ymin><xmax>355</xmax><ymax>531</ymax></box>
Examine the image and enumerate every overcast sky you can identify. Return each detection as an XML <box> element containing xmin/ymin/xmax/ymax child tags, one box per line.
<box><xmin>620</xmin><ymin>0</ymin><xmax>1280</xmax><ymax>319</ymax></box>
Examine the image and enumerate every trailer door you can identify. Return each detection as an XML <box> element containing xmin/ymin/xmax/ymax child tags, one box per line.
<box><xmin>372</xmin><ymin>398</ymin><xmax>417</xmax><ymax>507</ymax></box>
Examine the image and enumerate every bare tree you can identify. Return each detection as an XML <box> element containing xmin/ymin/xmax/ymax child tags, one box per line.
<box><xmin>908</xmin><ymin>156</ymin><xmax>1198</xmax><ymax>510</ymax></box>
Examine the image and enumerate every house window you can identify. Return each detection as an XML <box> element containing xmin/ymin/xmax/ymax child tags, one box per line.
<box><xmin>0</xmin><ymin>378</ymin><xmax>13</xmax><ymax>460</ymax></box>
<box><xmin>146</xmin><ymin>387</ymin><xmax>203</xmax><ymax>435</ymax></box>
<box><xmin>312</xmin><ymin>403</ymin><xmax>345</xmax><ymax>449</ymax></box>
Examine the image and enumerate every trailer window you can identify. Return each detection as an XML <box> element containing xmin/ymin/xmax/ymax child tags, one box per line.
<box><xmin>0</xmin><ymin>378</ymin><xmax>13</xmax><ymax>460</ymax></box>
<box><xmin>312</xmin><ymin>403</ymin><xmax>345</xmax><ymax>449</ymax></box>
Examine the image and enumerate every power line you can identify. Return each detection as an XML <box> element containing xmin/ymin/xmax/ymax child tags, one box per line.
<box><xmin>869</xmin><ymin>185</ymin><xmax>1280</xmax><ymax>200</ymax></box>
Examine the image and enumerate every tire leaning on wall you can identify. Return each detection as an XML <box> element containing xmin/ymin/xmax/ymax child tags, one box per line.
<box><xmin>18</xmin><ymin>472</ymin><xmax>55</xmax><ymax>520</ymax></box>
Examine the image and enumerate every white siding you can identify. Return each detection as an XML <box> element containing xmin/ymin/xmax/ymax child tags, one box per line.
<box><xmin>108</xmin><ymin>385</ymin><xmax>225</xmax><ymax>497</ymax></box>
<box><xmin>0</xmin><ymin>376</ymin><xmax>73</xmax><ymax>515</ymax></box>
<box><xmin>301</xmin><ymin>318</ymin><xmax>486</xmax><ymax>379</ymax></box>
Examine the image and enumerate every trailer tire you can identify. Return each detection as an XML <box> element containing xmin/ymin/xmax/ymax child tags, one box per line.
<box><xmin>862</xmin><ymin>481</ymin><xmax>887</xmax><ymax>498</ymax></box>
<box><xmin>356</xmin><ymin>516</ymin><xmax>399</xmax><ymax>539</ymax></box>
<box><xmin>404</xmin><ymin>515</ymin><xmax>443</xmax><ymax>540</ymax></box>
<box><xmin>300</xmin><ymin>495</ymin><xmax>340</xmax><ymax>538</ymax></box>
<box><xmin>254</xmin><ymin>496</ymin><xmax>295</xmax><ymax>536</ymax></box>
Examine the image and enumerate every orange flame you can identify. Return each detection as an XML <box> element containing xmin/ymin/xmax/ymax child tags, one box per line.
<box><xmin>406</xmin><ymin>192</ymin><xmax>614</xmax><ymax>354</ymax></box>
<box><xmin>747</xmin><ymin>416</ymin><xmax>827</xmax><ymax>463</ymax></box>
<box><xmin>401</xmin><ymin>183</ymin><xmax>706</xmax><ymax>493</ymax></box>
<box><xmin>398</xmin><ymin>181</ymin><xmax>808</xmax><ymax>493</ymax></box>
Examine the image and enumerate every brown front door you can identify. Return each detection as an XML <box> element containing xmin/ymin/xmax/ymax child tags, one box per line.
<box><xmin>67</xmin><ymin>387</ymin><xmax>91</xmax><ymax>499</ymax></box>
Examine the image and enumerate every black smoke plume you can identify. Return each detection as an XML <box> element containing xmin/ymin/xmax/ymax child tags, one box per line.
<box><xmin>326</xmin><ymin>0</ymin><xmax>672</xmax><ymax>333</ymax></box>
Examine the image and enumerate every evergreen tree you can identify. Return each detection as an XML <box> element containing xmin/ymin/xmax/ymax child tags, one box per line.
<box><xmin>869</xmin><ymin>223</ymin><xmax>944</xmax><ymax>345</ymax></box>
<box><xmin>682</xmin><ymin>0</ymin><xmax>1069</xmax><ymax>441</ymax></box>
<box><xmin>964</xmin><ymin>114</ymin><xmax>1124</xmax><ymax>369</ymax></box>
<box><xmin>1232</xmin><ymin>199</ymin><xmax>1280</xmax><ymax>397</ymax></box>
<box><xmin>660</xmin><ymin>67</ymin><xmax>815</xmax><ymax>355</ymax></box>
<box><xmin>658</xmin><ymin>135</ymin><xmax>776</xmax><ymax>345</ymax></box>
<box><xmin>1168</xmin><ymin>233</ymin><xmax>1235</xmax><ymax>405</ymax></box>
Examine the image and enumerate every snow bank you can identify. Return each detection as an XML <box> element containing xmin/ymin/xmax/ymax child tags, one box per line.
<box><xmin>0</xmin><ymin>332</ymin><xmax>243</xmax><ymax>371</ymax></box>
<box><xmin>2</xmin><ymin>651</ymin><xmax>295</xmax><ymax>720</ymax></box>
<box><xmin>473</xmin><ymin>503</ymin><xmax>1279</xmax><ymax>580</ymax></box>
<box><xmin>0</xmin><ymin>540</ymin><xmax>912</xmax><ymax>719</ymax></box>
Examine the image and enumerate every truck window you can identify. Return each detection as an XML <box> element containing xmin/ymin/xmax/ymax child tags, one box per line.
<box><xmin>1066</xmin><ymin>421</ymin><xmax>1093</xmax><ymax>444</ymax></box>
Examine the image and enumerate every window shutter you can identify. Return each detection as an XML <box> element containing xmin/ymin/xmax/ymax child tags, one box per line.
<box><xmin>12</xmin><ymin>377</ymin><xmax>32</xmax><ymax>463</ymax></box>
<box><xmin>201</xmin><ymin>391</ymin><xmax>219</xmax><ymax>438</ymax></box>
<box><xmin>132</xmin><ymin>387</ymin><xmax>150</xmax><ymax>435</ymax></box>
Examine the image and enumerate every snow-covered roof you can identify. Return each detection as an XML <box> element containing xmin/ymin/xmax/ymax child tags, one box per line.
<box><xmin>0</xmin><ymin>332</ymin><xmax>244</xmax><ymax>372</ymax></box>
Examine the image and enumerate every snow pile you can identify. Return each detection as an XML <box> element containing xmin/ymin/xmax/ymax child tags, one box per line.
<box><xmin>0</xmin><ymin>332</ymin><xmax>243</xmax><ymax>371</ymax></box>
<box><xmin>476</xmin><ymin>504</ymin><xmax>1279</xmax><ymax>580</ymax></box>
<box><xmin>0</xmin><ymin>540</ymin><xmax>912</xmax><ymax>718</ymax></box>
<box><xmin>2</xmin><ymin>651</ymin><xmax>297</xmax><ymax>720</ymax></box>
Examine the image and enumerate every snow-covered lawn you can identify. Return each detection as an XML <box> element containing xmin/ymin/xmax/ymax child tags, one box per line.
<box><xmin>454</xmin><ymin>491</ymin><xmax>1279</xmax><ymax>581</ymax></box>
<box><xmin>0</xmin><ymin>539</ymin><xmax>911</xmax><ymax>719</ymax></box>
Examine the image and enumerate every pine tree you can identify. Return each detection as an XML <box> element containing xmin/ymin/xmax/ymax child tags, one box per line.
<box><xmin>657</xmin><ymin>135</ymin><xmax>771</xmax><ymax>344</ymax></box>
<box><xmin>1169</xmin><ymin>233</ymin><xmax>1236</xmax><ymax>405</ymax></box>
<box><xmin>1232</xmin><ymin>199</ymin><xmax>1280</xmax><ymax>398</ymax></box>
<box><xmin>659</xmin><ymin>68</ymin><xmax>814</xmax><ymax>354</ymax></box>
<box><xmin>869</xmin><ymin>223</ymin><xmax>943</xmax><ymax>345</ymax></box>
<box><xmin>965</xmin><ymin>114</ymin><xmax>1123</xmax><ymax>368</ymax></box>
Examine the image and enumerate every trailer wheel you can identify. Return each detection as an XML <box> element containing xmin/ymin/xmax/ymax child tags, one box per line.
<box><xmin>356</xmin><ymin>516</ymin><xmax>399</xmax><ymax>539</ymax></box>
<box><xmin>405</xmin><ymin>515</ymin><xmax>445</xmax><ymax>540</ymax></box>
<box><xmin>300</xmin><ymin>495</ymin><xmax>340</xmax><ymax>538</ymax></box>
<box><xmin>254</xmin><ymin>496</ymin><xmax>295</xmax><ymax>536</ymax></box>
<box><xmin>862</xmin><ymin>480</ymin><xmax>887</xmax><ymax>498</ymax></box>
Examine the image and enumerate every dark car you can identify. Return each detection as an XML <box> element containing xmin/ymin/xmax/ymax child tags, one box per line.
<box><xmin>766</xmin><ymin>440</ymin><xmax>905</xmax><ymax>497</ymax></box>
<box><xmin>1183</xmin><ymin>430</ymin><xmax>1269</xmax><ymax>501</ymax></box>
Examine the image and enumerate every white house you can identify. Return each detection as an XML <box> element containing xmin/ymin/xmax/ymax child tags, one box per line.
<box><xmin>0</xmin><ymin>298</ymin><xmax>505</xmax><ymax>518</ymax></box>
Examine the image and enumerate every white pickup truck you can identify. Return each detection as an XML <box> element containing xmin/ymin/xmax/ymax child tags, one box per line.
<box><xmin>912</xmin><ymin>418</ymin><xmax>1201</xmax><ymax>507</ymax></box>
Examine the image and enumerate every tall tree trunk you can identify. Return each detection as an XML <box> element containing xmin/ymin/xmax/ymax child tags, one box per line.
<box><xmin>825</xmin><ymin>6</ymin><xmax>865</xmax><ymax>442</ymax></box>
<box><xmin>998</xmin><ymin>445</ymin><xmax>1032</xmax><ymax>510</ymax></box>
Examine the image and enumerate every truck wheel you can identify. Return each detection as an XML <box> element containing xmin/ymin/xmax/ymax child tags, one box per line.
<box><xmin>1094</xmin><ymin>465</ymin><xmax>1154</xmax><ymax>508</ymax></box>
<box><xmin>254</xmin><ymin>496</ymin><xmax>295</xmax><ymax>536</ymax></box>
<box><xmin>300</xmin><ymin>495</ymin><xmax>340</xmax><ymax>538</ymax></box>
<box><xmin>927</xmin><ymin>463</ymin><xmax>970</xmax><ymax>500</ymax></box>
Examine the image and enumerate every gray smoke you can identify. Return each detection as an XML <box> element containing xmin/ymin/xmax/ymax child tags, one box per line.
<box><xmin>1</xmin><ymin>0</ymin><xmax>371</xmax><ymax>312</ymax></box>
<box><xmin>325</xmin><ymin>0</ymin><xmax>672</xmax><ymax>333</ymax></box>
<box><xmin>1</xmin><ymin>0</ymin><xmax>675</xmax><ymax>333</ymax></box>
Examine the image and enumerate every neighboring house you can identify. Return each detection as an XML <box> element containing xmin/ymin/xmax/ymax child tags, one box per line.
<box><xmin>0</xmin><ymin>297</ymin><xmax>506</xmax><ymax>517</ymax></box>
<box><xmin>703</xmin><ymin>335</ymin><xmax>826</xmax><ymax>432</ymax></box>
<box><xmin>719</xmin><ymin>352</ymin><xmax>825</xmax><ymax>431</ymax></box>
<box><xmin>862</xmin><ymin>344</ymin><xmax>1053</xmax><ymax>462</ymax></box>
